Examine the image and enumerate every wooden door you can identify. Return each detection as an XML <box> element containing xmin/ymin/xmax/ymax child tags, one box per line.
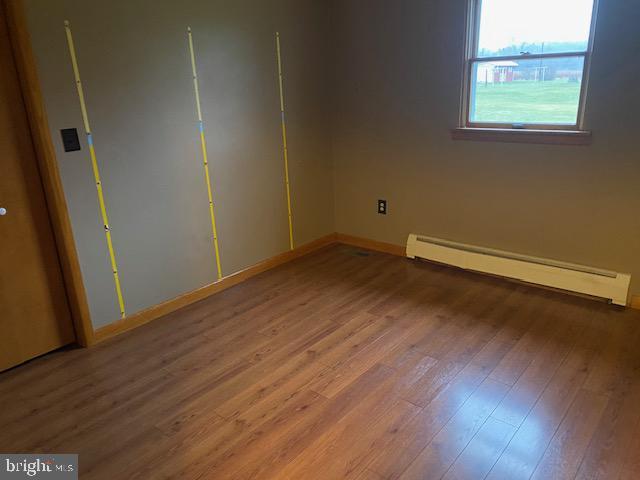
<box><xmin>0</xmin><ymin>4</ymin><xmax>75</xmax><ymax>371</ymax></box>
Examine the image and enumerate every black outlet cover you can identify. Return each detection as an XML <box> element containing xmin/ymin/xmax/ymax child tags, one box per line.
<box><xmin>378</xmin><ymin>199</ymin><xmax>387</xmax><ymax>215</ymax></box>
<box><xmin>61</xmin><ymin>128</ymin><xmax>81</xmax><ymax>152</ymax></box>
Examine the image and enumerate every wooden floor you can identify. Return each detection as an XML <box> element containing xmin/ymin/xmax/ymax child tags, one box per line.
<box><xmin>1</xmin><ymin>245</ymin><xmax>640</xmax><ymax>480</ymax></box>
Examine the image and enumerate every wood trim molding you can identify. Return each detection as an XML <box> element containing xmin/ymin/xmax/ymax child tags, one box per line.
<box><xmin>451</xmin><ymin>128</ymin><xmax>592</xmax><ymax>146</ymax></box>
<box><xmin>94</xmin><ymin>234</ymin><xmax>338</xmax><ymax>343</ymax></box>
<box><xmin>631</xmin><ymin>295</ymin><xmax>640</xmax><ymax>311</ymax></box>
<box><xmin>4</xmin><ymin>0</ymin><xmax>95</xmax><ymax>346</ymax></box>
<box><xmin>336</xmin><ymin>233</ymin><xmax>406</xmax><ymax>257</ymax></box>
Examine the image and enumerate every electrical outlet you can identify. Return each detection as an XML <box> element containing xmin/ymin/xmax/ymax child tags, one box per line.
<box><xmin>378</xmin><ymin>199</ymin><xmax>387</xmax><ymax>215</ymax></box>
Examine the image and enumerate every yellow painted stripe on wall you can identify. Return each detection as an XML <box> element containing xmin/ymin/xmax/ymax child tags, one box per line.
<box><xmin>276</xmin><ymin>32</ymin><xmax>295</xmax><ymax>251</ymax></box>
<box><xmin>64</xmin><ymin>21</ymin><xmax>126</xmax><ymax>318</ymax></box>
<box><xmin>188</xmin><ymin>27</ymin><xmax>223</xmax><ymax>281</ymax></box>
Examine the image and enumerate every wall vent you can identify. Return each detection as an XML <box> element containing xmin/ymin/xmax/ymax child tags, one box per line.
<box><xmin>406</xmin><ymin>234</ymin><xmax>631</xmax><ymax>306</ymax></box>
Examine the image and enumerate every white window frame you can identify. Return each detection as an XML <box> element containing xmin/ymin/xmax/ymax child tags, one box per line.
<box><xmin>460</xmin><ymin>0</ymin><xmax>600</xmax><ymax>131</ymax></box>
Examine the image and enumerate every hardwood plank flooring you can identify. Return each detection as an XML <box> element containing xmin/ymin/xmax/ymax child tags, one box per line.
<box><xmin>1</xmin><ymin>244</ymin><xmax>640</xmax><ymax>479</ymax></box>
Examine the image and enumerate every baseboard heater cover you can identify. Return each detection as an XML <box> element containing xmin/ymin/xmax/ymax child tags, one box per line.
<box><xmin>406</xmin><ymin>234</ymin><xmax>631</xmax><ymax>306</ymax></box>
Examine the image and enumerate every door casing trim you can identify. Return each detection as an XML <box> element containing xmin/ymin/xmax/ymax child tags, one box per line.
<box><xmin>3</xmin><ymin>0</ymin><xmax>94</xmax><ymax>346</ymax></box>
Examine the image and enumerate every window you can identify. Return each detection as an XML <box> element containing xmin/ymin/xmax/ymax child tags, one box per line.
<box><xmin>461</xmin><ymin>0</ymin><xmax>598</xmax><ymax>131</ymax></box>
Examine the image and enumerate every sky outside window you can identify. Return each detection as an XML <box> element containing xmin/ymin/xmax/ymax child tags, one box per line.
<box><xmin>477</xmin><ymin>0</ymin><xmax>595</xmax><ymax>57</ymax></box>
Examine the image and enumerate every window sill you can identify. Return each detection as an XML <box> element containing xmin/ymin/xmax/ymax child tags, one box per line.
<box><xmin>451</xmin><ymin>128</ymin><xmax>592</xmax><ymax>146</ymax></box>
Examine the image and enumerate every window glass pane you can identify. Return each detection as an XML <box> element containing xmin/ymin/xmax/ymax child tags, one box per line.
<box><xmin>477</xmin><ymin>0</ymin><xmax>594</xmax><ymax>57</ymax></box>
<box><xmin>470</xmin><ymin>56</ymin><xmax>585</xmax><ymax>125</ymax></box>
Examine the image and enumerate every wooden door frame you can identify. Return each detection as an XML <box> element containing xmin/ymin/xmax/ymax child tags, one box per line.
<box><xmin>3</xmin><ymin>0</ymin><xmax>95</xmax><ymax>346</ymax></box>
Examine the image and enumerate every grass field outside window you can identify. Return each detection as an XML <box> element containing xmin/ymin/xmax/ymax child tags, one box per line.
<box><xmin>472</xmin><ymin>79</ymin><xmax>582</xmax><ymax>124</ymax></box>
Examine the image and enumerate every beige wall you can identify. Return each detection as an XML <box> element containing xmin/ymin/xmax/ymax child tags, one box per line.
<box><xmin>329</xmin><ymin>0</ymin><xmax>640</xmax><ymax>298</ymax></box>
<box><xmin>26</xmin><ymin>0</ymin><xmax>333</xmax><ymax>327</ymax></box>
<box><xmin>26</xmin><ymin>0</ymin><xmax>640</xmax><ymax>327</ymax></box>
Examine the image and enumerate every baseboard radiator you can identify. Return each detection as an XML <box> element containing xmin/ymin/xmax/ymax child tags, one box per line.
<box><xmin>406</xmin><ymin>234</ymin><xmax>631</xmax><ymax>306</ymax></box>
